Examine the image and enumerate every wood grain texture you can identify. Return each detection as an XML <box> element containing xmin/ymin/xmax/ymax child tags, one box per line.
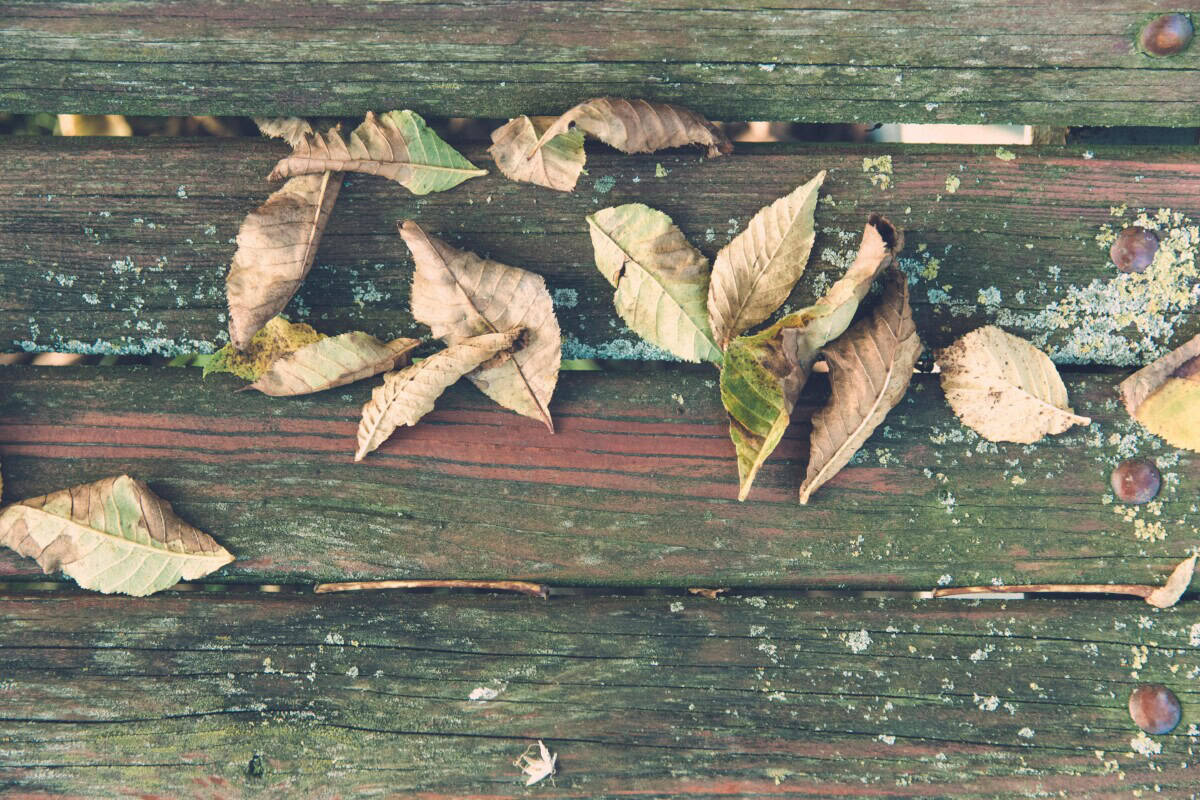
<box><xmin>1</xmin><ymin>1</ymin><xmax>1198</xmax><ymax>125</ymax></box>
<box><xmin>3</xmin><ymin>137</ymin><xmax>1199</xmax><ymax>364</ymax></box>
<box><xmin>0</xmin><ymin>365</ymin><xmax>1195</xmax><ymax>589</ymax></box>
<box><xmin>1</xmin><ymin>590</ymin><xmax>1198</xmax><ymax>797</ymax></box>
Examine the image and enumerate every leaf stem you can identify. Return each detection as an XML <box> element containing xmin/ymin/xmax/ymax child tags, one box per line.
<box><xmin>314</xmin><ymin>579</ymin><xmax>549</xmax><ymax>598</ymax></box>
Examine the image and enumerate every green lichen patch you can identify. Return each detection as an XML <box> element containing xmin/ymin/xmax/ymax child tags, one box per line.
<box><xmin>203</xmin><ymin>316</ymin><xmax>325</xmax><ymax>380</ymax></box>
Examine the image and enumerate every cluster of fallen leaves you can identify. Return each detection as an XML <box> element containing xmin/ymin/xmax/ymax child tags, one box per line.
<box><xmin>1</xmin><ymin>98</ymin><xmax>1197</xmax><ymax>613</ymax></box>
<box><xmin>584</xmin><ymin>171</ymin><xmax>921</xmax><ymax>503</ymax></box>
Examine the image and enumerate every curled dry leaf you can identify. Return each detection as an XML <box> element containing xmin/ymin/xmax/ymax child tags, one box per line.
<box><xmin>514</xmin><ymin>740</ymin><xmax>557</xmax><ymax>787</ymax></box>
<box><xmin>720</xmin><ymin>214</ymin><xmax>902</xmax><ymax>500</ymax></box>
<box><xmin>1146</xmin><ymin>554</ymin><xmax>1197</xmax><ymax>608</ymax></box>
<box><xmin>206</xmin><ymin>316</ymin><xmax>324</xmax><ymax>381</ymax></box>
<box><xmin>1119</xmin><ymin>334</ymin><xmax>1200</xmax><ymax>453</ymax></box>
<box><xmin>254</xmin><ymin>117</ymin><xmax>314</xmax><ymax>148</ymax></box>
<box><xmin>0</xmin><ymin>475</ymin><xmax>234</xmax><ymax>596</ymax></box>
<box><xmin>355</xmin><ymin>331</ymin><xmax>521</xmax><ymax>461</ymax></box>
<box><xmin>527</xmin><ymin>97</ymin><xmax>732</xmax><ymax>161</ymax></box>
<box><xmin>587</xmin><ymin>203</ymin><xmax>721</xmax><ymax>364</ymax></box>
<box><xmin>799</xmin><ymin>267</ymin><xmax>921</xmax><ymax>504</ymax></box>
<box><xmin>402</xmin><ymin>221</ymin><xmax>561</xmax><ymax>431</ymax></box>
<box><xmin>226</xmin><ymin>171</ymin><xmax>342</xmax><ymax>349</ymax></box>
<box><xmin>489</xmin><ymin>115</ymin><xmax>586</xmax><ymax>192</ymax></box>
<box><xmin>707</xmin><ymin>171</ymin><xmax>826</xmax><ymax>349</ymax></box>
<box><xmin>936</xmin><ymin>325</ymin><xmax>1090</xmax><ymax>444</ymax></box>
<box><xmin>269</xmin><ymin>111</ymin><xmax>486</xmax><ymax>195</ymax></box>
<box><xmin>243</xmin><ymin>332</ymin><xmax>419</xmax><ymax>396</ymax></box>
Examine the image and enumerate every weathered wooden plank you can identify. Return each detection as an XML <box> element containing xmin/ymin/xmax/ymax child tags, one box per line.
<box><xmin>1</xmin><ymin>590</ymin><xmax>1197</xmax><ymax>797</ymax></box>
<box><xmin>3</xmin><ymin>137</ymin><xmax>1199</xmax><ymax>365</ymax></box>
<box><xmin>0</xmin><ymin>365</ymin><xmax>1195</xmax><ymax>589</ymax></box>
<box><xmin>2</xmin><ymin>1</ymin><xmax>1198</xmax><ymax>125</ymax></box>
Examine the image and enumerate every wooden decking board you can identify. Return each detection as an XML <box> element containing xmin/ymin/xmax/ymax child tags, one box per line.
<box><xmin>3</xmin><ymin>138</ymin><xmax>1198</xmax><ymax>365</ymax></box>
<box><xmin>1</xmin><ymin>365</ymin><xmax>1194</xmax><ymax>589</ymax></box>
<box><xmin>2</xmin><ymin>1</ymin><xmax>1198</xmax><ymax>125</ymax></box>
<box><xmin>1</xmin><ymin>590</ymin><xmax>1196</xmax><ymax>797</ymax></box>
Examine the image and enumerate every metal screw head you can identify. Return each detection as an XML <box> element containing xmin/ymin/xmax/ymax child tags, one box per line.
<box><xmin>1110</xmin><ymin>458</ymin><xmax>1162</xmax><ymax>504</ymax></box>
<box><xmin>1110</xmin><ymin>226</ymin><xmax>1159</xmax><ymax>273</ymax></box>
<box><xmin>1129</xmin><ymin>684</ymin><xmax>1182</xmax><ymax>735</ymax></box>
<box><xmin>1140</xmin><ymin>13</ymin><xmax>1194</xmax><ymax>56</ymax></box>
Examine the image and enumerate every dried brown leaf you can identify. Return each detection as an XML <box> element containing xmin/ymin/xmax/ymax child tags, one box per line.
<box><xmin>355</xmin><ymin>331</ymin><xmax>521</xmax><ymax>461</ymax></box>
<box><xmin>707</xmin><ymin>171</ymin><xmax>826</xmax><ymax>349</ymax></box>
<box><xmin>226</xmin><ymin>171</ymin><xmax>343</xmax><ymax>349</ymax></box>
<box><xmin>244</xmin><ymin>332</ymin><xmax>419</xmax><ymax>396</ymax></box>
<box><xmin>936</xmin><ymin>326</ymin><xmax>1090</xmax><ymax>443</ymax></box>
<box><xmin>1146</xmin><ymin>554</ymin><xmax>1197</xmax><ymax>608</ymax></box>
<box><xmin>254</xmin><ymin>117</ymin><xmax>314</xmax><ymax>148</ymax></box>
<box><xmin>489</xmin><ymin>115</ymin><xmax>586</xmax><ymax>192</ymax></box>
<box><xmin>403</xmin><ymin>221</ymin><xmax>561</xmax><ymax>431</ymax></box>
<box><xmin>799</xmin><ymin>268</ymin><xmax>921</xmax><ymax>504</ymax></box>
<box><xmin>0</xmin><ymin>475</ymin><xmax>234</xmax><ymax>596</ymax></box>
<box><xmin>269</xmin><ymin>111</ymin><xmax>486</xmax><ymax>195</ymax></box>
<box><xmin>527</xmin><ymin>97</ymin><xmax>732</xmax><ymax>160</ymax></box>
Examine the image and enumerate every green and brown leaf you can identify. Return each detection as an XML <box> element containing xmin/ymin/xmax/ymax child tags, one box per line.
<box><xmin>1119</xmin><ymin>333</ymin><xmax>1200</xmax><ymax>452</ymax></box>
<box><xmin>205</xmin><ymin>316</ymin><xmax>325</xmax><ymax>381</ymax></box>
<box><xmin>244</xmin><ymin>332</ymin><xmax>419</xmax><ymax>397</ymax></box>
<box><xmin>489</xmin><ymin>115</ymin><xmax>586</xmax><ymax>192</ymax></box>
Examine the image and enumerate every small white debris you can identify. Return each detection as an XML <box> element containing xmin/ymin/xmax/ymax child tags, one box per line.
<box><xmin>877</xmin><ymin>734</ymin><xmax>896</xmax><ymax>745</ymax></box>
<box><xmin>974</xmin><ymin>694</ymin><xmax>1000</xmax><ymax>711</ymax></box>
<box><xmin>937</xmin><ymin>574</ymin><xmax>953</xmax><ymax>586</ymax></box>
<box><xmin>1131</xmin><ymin>731</ymin><xmax>1161</xmax><ymax>756</ymax></box>
<box><xmin>758</xmin><ymin>63</ymin><xmax>777</xmax><ymax>72</ymax></box>
<box><xmin>1190</xmin><ymin>622</ymin><xmax>1200</xmax><ymax>646</ymax></box>
<box><xmin>469</xmin><ymin>686</ymin><xmax>499</xmax><ymax>702</ymax></box>
<box><xmin>176</xmin><ymin>185</ymin><xmax>188</xmax><ymax>198</ymax></box>
<box><xmin>969</xmin><ymin>648</ymin><xmax>989</xmax><ymax>662</ymax></box>
<box><xmin>669</xmin><ymin>601</ymin><xmax>684</xmax><ymax>613</ymax></box>
<box><xmin>514</xmin><ymin>740</ymin><xmax>557</xmax><ymax>786</ymax></box>
<box><xmin>324</xmin><ymin>632</ymin><xmax>344</xmax><ymax>645</ymax></box>
<box><xmin>345</xmin><ymin>665</ymin><xmax>359</xmax><ymax>678</ymax></box>
<box><xmin>1018</xmin><ymin>727</ymin><xmax>1035</xmax><ymax>739</ymax></box>
<box><xmin>843</xmin><ymin>629</ymin><xmax>872</xmax><ymax>653</ymax></box>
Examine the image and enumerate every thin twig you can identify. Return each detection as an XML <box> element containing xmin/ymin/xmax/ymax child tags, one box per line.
<box><xmin>933</xmin><ymin>584</ymin><xmax>1152</xmax><ymax>600</ymax></box>
<box><xmin>314</xmin><ymin>579</ymin><xmax>549</xmax><ymax>598</ymax></box>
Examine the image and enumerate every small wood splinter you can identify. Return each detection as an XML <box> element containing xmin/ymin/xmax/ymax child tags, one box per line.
<box><xmin>314</xmin><ymin>579</ymin><xmax>549</xmax><ymax>599</ymax></box>
<box><xmin>932</xmin><ymin>555</ymin><xmax>1196</xmax><ymax>609</ymax></box>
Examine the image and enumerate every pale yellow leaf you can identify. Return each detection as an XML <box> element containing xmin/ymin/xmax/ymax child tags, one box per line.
<box><xmin>489</xmin><ymin>115</ymin><xmax>586</xmax><ymax>192</ymax></box>
<box><xmin>226</xmin><ymin>172</ymin><xmax>342</xmax><ymax>349</ymax></box>
<box><xmin>528</xmin><ymin>97</ymin><xmax>732</xmax><ymax>159</ymax></box>
<box><xmin>244</xmin><ymin>333</ymin><xmax>419</xmax><ymax>396</ymax></box>
<box><xmin>936</xmin><ymin>325</ymin><xmax>1091</xmax><ymax>443</ymax></box>
<box><xmin>402</xmin><ymin>221</ymin><xmax>561</xmax><ymax>431</ymax></box>
<box><xmin>355</xmin><ymin>331</ymin><xmax>521</xmax><ymax>461</ymax></box>
<box><xmin>0</xmin><ymin>475</ymin><xmax>233</xmax><ymax>596</ymax></box>
<box><xmin>720</xmin><ymin>214</ymin><xmax>903</xmax><ymax>500</ymax></box>
<box><xmin>1119</xmin><ymin>334</ymin><xmax>1200</xmax><ymax>453</ymax></box>
<box><xmin>587</xmin><ymin>203</ymin><xmax>721</xmax><ymax>364</ymax></box>
<box><xmin>707</xmin><ymin>171</ymin><xmax>826</xmax><ymax>348</ymax></box>
<box><xmin>799</xmin><ymin>268</ymin><xmax>921</xmax><ymax>504</ymax></box>
<box><xmin>269</xmin><ymin>111</ymin><xmax>486</xmax><ymax>195</ymax></box>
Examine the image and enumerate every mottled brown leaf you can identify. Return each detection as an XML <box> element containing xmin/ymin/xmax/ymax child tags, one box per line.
<box><xmin>936</xmin><ymin>326</ymin><xmax>1090</xmax><ymax>443</ymax></box>
<box><xmin>254</xmin><ymin>117</ymin><xmax>314</xmax><ymax>148</ymax></box>
<box><xmin>527</xmin><ymin>97</ymin><xmax>732</xmax><ymax>160</ymax></box>
<box><xmin>799</xmin><ymin>268</ymin><xmax>921</xmax><ymax>504</ymax></box>
<box><xmin>489</xmin><ymin>115</ymin><xmax>586</xmax><ymax>192</ymax></box>
<box><xmin>403</xmin><ymin>221</ymin><xmax>561</xmax><ymax>431</ymax></box>
<box><xmin>243</xmin><ymin>332</ymin><xmax>419</xmax><ymax>396</ymax></box>
<box><xmin>226</xmin><ymin>171</ymin><xmax>342</xmax><ymax>349</ymax></box>
<box><xmin>355</xmin><ymin>331</ymin><xmax>521</xmax><ymax>461</ymax></box>
<box><xmin>269</xmin><ymin>111</ymin><xmax>485</xmax><ymax>195</ymax></box>
<box><xmin>0</xmin><ymin>475</ymin><xmax>233</xmax><ymax>596</ymax></box>
<box><xmin>1146</xmin><ymin>554</ymin><xmax>1197</xmax><ymax>609</ymax></box>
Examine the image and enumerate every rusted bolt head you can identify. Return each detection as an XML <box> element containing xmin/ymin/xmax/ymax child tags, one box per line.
<box><xmin>1140</xmin><ymin>13</ymin><xmax>1194</xmax><ymax>56</ymax></box>
<box><xmin>1110</xmin><ymin>226</ymin><xmax>1159</xmax><ymax>273</ymax></box>
<box><xmin>1129</xmin><ymin>684</ymin><xmax>1181</xmax><ymax>734</ymax></box>
<box><xmin>1110</xmin><ymin>458</ymin><xmax>1162</xmax><ymax>504</ymax></box>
